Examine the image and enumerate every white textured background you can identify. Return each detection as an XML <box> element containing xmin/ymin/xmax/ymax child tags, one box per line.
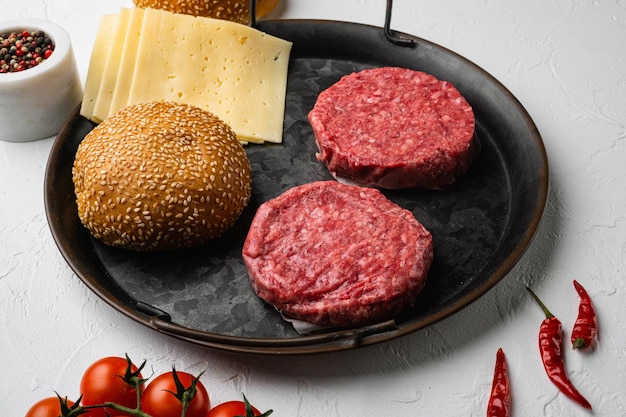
<box><xmin>1</xmin><ymin>0</ymin><xmax>625</xmax><ymax>416</ymax></box>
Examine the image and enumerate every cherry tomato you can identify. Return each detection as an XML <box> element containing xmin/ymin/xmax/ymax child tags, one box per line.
<box><xmin>25</xmin><ymin>397</ymin><xmax>75</xmax><ymax>417</ymax></box>
<box><xmin>80</xmin><ymin>356</ymin><xmax>144</xmax><ymax>417</ymax></box>
<box><xmin>206</xmin><ymin>401</ymin><xmax>262</xmax><ymax>417</ymax></box>
<box><xmin>141</xmin><ymin>370</ymin><xmax>210</xmax><ymax>417</ymax></box>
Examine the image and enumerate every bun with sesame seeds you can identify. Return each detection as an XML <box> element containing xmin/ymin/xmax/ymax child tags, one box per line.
<box><xmin>72</xmin><ymin>101</ymin><xmax>252</xmax><ymax>252</ymax></box>
<box><xmin>132</xmin><ymin>0</ymin><xmax>279</xmax><ymax>24</ymax></box>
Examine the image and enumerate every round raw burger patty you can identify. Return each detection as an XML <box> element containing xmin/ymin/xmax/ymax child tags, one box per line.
<box><xmin>242</xmin><ymin>181</ymin><xmax>434</xmax><ymax>328</ymax></box>
<box><xmin>308</xmin><ymin>67</ymin><xmax>476</xmax><ymax>189</ymax></box>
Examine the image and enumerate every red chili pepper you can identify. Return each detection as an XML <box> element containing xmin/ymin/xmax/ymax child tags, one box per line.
<box><xmin>526</xmin><ymin>287</ymin><xmax>592</xmax><ymax>410</ymax></box>
<box><xmin>571</xmin><ymin>280</ymin><xmax>598</xmax><ymax>350</ymax></box>
<box><xmin>487</xmin><ymin>348</ymin><xmax>510</xmax><ymax>417</ymax></box>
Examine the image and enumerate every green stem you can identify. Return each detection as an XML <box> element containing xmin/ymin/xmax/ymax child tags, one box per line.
<box><xmin>70</xmin><ymin>403</ymin><xmax>150</xmax><ymax>417</ymax></box>
<box><xmin>526</xmin><ymin>286</ymin><xmax>555</xmax><ymax>319</ymax></box>
<box><xmin>103</xmin><ymin>402</ymin><xmax>152</xmax><ymax>417</ymax></box>
<box><xmin>135</xmin><ymin>374</ymin><xmax>143</xmax><ymax>410</ymax></box>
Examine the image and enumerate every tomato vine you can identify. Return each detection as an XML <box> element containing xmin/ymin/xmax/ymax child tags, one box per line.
<box><xmin>25</xmin><ymin>355</ymin><xmax>271</xmax><ymax>417</ymax></box>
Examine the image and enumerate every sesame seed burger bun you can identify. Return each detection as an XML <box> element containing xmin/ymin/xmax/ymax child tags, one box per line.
<box><xmin>132</xmin><ymin>0</ymin><xmax>279</xmax><ymax>24</ymax></box>
<box><xmin>72</xmin><ymin>101</ymin><xmax>252</xmax><ymax>252</ymax></box>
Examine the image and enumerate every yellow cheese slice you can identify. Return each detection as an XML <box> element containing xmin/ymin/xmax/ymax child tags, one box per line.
<box><xmin>127</xmin><ymin>8</ymin><xmax>292</xmax><ymax>143</ymax></box>
<box><xmin>109</xmin><ymin>8</ymin><xmax>146</xmax><ymax>117</ymax></box>
<box><xmin>91</xmin><ymin>8</ymin><xmax>132</xmax><ymax>123</ymax></box>
<box><xmin>80</xmin><ymin>13</ymin><xmax>119</xmax><ymax>120</ymax></box>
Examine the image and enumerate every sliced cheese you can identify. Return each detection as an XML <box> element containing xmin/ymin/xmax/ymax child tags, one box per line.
<box><xmin>80</xmin><ymin>13</ymin><xmax>119</xmax><ymax>120</ymax></box>
<box><xmin>81</xmin><ymin>7</ymin><xmax>292</xmax><ymax>143</ymax></box>
<box><xmin>127</xmin><ymin>8</ymin><xmax>292</xmax><ymax>143</ymax></box>
<box><xmin>91</xmin><ymin>8</ymin><xmax>132</xmax><ymax>123</ymax></box>
<box><xmin>109</xmin><ymin>8</ymin><xmax>146</xmax><ymax>117</ymax></box>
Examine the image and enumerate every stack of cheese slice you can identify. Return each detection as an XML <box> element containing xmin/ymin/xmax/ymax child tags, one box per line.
<box><xmin>80</xmin><ymin>7</ymin><xmax>292</xmax><ymax>144</ymax></box>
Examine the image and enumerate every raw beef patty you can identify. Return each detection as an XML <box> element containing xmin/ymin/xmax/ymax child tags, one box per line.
<box><xmin>242</xmin><ymin>181</ymin><xmax>434</xmax><ymax>328</ymax></box>
<box><xmin>308</xmin><ymin>67</ymin><xmax>476</xmax><ymax>189</ymax></box>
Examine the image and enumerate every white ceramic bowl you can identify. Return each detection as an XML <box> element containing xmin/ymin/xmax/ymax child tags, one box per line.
<box><xmin>0</xmin><ymin>19</ymin><xmax>82</xmax><ymax>142</ymax></box>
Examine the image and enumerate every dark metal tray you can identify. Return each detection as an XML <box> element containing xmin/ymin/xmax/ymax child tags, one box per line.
<box><xmin>44</xmin><ymin>19</ymin><xmax>548</xmax><ymax>354</ymax></box>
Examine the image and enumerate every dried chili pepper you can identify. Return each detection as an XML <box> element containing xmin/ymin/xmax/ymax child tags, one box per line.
<box><xmin>526</xmin><ymin>287</ymin><xmax>592</xmax><ymax>410</ymax></box>
<box><xmin>487</xmin><ymin>348</ymin><xmax>510</xmax><ymax>417</ymax></box>
<box><xmin>571</xmin><ymin>280</ymin><xmax>598</xmax><ymax>350</ymax></box>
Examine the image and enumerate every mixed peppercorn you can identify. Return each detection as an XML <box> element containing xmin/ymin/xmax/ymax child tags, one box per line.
<box><xmin>0</xmin><ymin>30</ymin><xmax>54</xmax><ymax>73</ymax></box>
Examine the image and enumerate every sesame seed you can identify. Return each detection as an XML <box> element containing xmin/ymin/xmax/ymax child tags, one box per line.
<box><xmin>73</xmin><ymin>101</ymin><xmax>252</xmax><ymax>251</ymax></box>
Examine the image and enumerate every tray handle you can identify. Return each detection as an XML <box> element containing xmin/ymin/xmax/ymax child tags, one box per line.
<box><xmin>249</xmin><ymin>0</ymin><xmax>416</xmax><ymax>48</ymax></box>
<box><xmin>250</xmin><ymin>0</ymin><xmax>257</xmax><ymax>27</ymax></box>
<box><xmin>145</xmin><ymin>312</ymin><xmax>397</xmax><ymax>349</ymax></box>
<box><xmin>384</xmin><ymin>0</ymin><xmax>416</xmax><ymax>46</ymax></box>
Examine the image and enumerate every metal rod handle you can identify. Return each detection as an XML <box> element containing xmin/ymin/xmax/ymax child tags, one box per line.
<box><xmin>385</xmin><ymin>0</ymin><xmax>416</xmax><ymax>47</ymax></box>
